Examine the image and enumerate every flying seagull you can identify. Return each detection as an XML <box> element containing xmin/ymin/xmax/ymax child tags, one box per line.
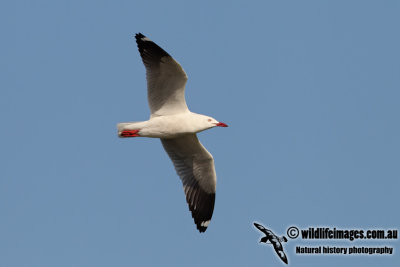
<box><xmin>254</xmin><ymin>222</ymin><xmax>289</xmax><ymax>264</ymax></box>
<box><xmin>117</xmin><ymin>33</ymin><xmax>228</xmax><ymax>232</ymax></box>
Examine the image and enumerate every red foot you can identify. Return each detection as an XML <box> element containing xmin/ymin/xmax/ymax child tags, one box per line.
<box><xmin>121</xmin><ymin>130</ymin><xmax>140</xmax><ymax>137</ymax></box>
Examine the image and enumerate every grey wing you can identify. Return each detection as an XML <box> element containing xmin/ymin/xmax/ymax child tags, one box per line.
<box><xmin>161</xmin><ymin>134</ymin><xmax>217</xmax><ymax>232</ymax></box>
<box><xmin>135</xmin><ymin>33</ymin><xmax>189</xmax><ymax>116</ymax></box>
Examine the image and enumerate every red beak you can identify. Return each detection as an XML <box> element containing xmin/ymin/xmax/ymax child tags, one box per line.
<box><xmin>215</xmin><ymin>122</ymin><xmax>228</xmax><ymax>127</ymax></box>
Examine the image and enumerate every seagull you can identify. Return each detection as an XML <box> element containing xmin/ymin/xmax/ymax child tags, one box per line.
<box><xmin>254</xmin><ymin>222</ymin><xmax>289</xmax><ymax>264</ymax></box>
<box><xmin>117</xmin><ymin>33</ymin><xmax>228</xmax><ymax>233</ymax></box>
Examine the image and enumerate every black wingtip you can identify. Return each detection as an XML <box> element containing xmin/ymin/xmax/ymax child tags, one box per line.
<box><xmin>182</xmin><ymin>184</ymin><xmax>215</xmax><ymax>234</ymax></box>
<box><xmin>195</xmin><ymin>216</ymin><xmax>213</xmax><ymax>233</ymax></box>
<box><xmin>134</xmin><ymin>32</ymin><xmax>171</xmax><ymax>61</ymax></box>
<box><xmin>193</xmin><ymin>193</ymin><xmax>215</xmax><ymax>234</ymax></box>
<box><xmin>197</xmin><ymin>226</ymin><xmax>207</xmax><ymax>233</ymax></box>
<box><xmin>135</xmin><ymin>32</ymin><xmax>145</xmax><ymax>40</ymax></box>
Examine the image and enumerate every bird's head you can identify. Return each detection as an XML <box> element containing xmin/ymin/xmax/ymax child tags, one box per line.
<box><xmin>194</xmin><ymin>114</ymin><xmax>228</xmax><ymax>132</ymax></box>
<box><xmin>190</xmin><ymin>113</ymin><xmax>228</xmax><ymax>133</ymax></box>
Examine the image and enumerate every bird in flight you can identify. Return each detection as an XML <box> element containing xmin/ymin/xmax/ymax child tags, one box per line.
<box><xmin>117</xmin><ymin>33</ymin><xmax>228</xmax><ymax>232</ymax></box>
<box><xmin>254</xmin><ymin>222</ymin><xmax>289</xmax><ymax>264</ymax></box>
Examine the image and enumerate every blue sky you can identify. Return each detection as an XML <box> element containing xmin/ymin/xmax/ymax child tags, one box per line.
<box><xmin>1</xmin><ymin>0</ymin><xmax>399</xmax><ymax>266</ymax></box>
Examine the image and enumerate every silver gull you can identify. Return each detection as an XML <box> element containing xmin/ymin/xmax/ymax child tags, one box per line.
<box><xmin>117</xmin><ymin>33</ymin><xmax>228</xmax><ymax>232</ymax></box>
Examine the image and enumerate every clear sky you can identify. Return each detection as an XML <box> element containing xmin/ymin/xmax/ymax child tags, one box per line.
<box><xmin>1</xmin><ymin>0</ymin><xmax>399</xmax><ymax>266</ymax></box>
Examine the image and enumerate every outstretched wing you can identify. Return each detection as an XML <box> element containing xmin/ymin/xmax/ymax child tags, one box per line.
<box><xmin>273</xmin><ymin>243</ymin><xmax>289</xmax><ymax>264</ymax></box>
<box><xmin>135</xmin><ymin>33</ymin><xmax>189</xmax><ymax>116</ymax></box>
<box><xmin>254</xmin><ymin>222</ymin><xmax>269</xmax><ymax>235</ymax></box>
<box><xmin>161</xmin><ymin>134</ymin><xmax>217</xmax><ymax>232</ymax></box>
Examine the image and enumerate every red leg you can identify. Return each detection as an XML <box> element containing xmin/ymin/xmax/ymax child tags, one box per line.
<box><xmin>120</xmin><ymin>129</ymin><xmax>140</xmax><ymax>137</ymax></box>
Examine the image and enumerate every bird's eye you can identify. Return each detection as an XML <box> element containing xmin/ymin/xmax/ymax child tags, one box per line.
<box><xmin>208</xmin><ymin>119</ymin><xmax>212</xmax><ymax>122</ymax></box>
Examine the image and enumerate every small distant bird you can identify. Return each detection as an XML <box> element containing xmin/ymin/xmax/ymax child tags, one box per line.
<box><xmin>117</xmin><ymin>33</ymin><xmax>228</xmax><ymax>232</ymax></box>
<box><xmin>254</xmin><ymin>222</ymin><xmax>289</xmax><ymax>264</ymax></box>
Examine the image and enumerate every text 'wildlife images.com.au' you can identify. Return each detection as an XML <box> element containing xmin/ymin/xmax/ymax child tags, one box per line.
<box><xmin>254</xmin><ymin>223</ymin><xmax>397</xmax><ymax>264</ymax></box>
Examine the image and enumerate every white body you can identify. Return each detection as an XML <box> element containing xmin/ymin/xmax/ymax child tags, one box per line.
<box><xmin>118</xmin><ymin>112</ymin><xmax>219</xmax><ymax>138</ymax></box>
